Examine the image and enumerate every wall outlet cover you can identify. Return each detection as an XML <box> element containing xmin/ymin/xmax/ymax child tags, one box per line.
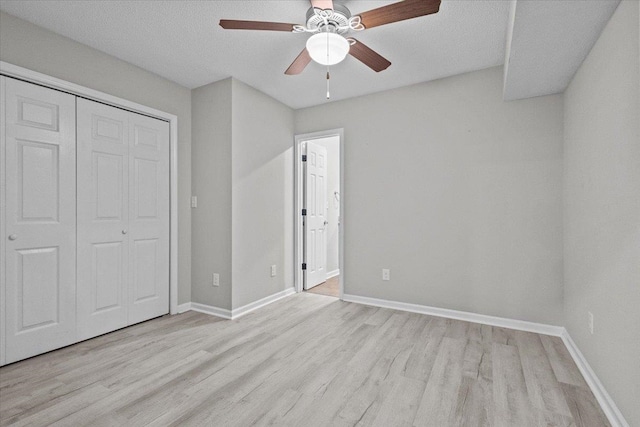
<box><xmin>382</xmin><ymin>269</ymin><xmax>390</xmax><ymax>281</ymax></box>
<box><xmin>213</xmin><ymin>273</ymin><xmax>220</xmax><ymax>287</ymax></box>
<box><xmin>271</xmin><ymin>265</ymin><xmax>277</xmax><ymax>277</ymax></box>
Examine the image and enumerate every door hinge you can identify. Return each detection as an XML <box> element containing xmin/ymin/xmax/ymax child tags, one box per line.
<box><xmin>302</xmin><ymin>263</ymin><xmax>307</xmax><ymax>270</ymax></box>
<box><xmin>302</xmin><ymin>209</ymin><xmax>307</xmax><ymax>216</ymax></box>
<box><xmin>302</xmin><ymin>155</ymin><xmax>307</xmax><ymax>162</ymax></box>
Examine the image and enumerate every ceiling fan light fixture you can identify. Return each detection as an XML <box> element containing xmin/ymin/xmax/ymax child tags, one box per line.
<box><xmin>306</xmin><ymin>32</ymin><xmax>350</xmax><ymax>66</ymax></box>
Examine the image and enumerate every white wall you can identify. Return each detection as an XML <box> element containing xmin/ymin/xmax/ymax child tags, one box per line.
<box><xmin>231</xmin><ymin>79</ymin><xmax>295</xmax><ymax>309</ymax></box>
<box><xmin>0</xmin><ymin>11</ymin><xmax>193</xmax><ymax>304</ymax></box>
<box><xmin>191</xmin><ymin>79</ymin><xmax>233</xmax><ymax>309</ymax></box>
<box><xmin>564</xmin><ymin>1</ymin><xmax>640</xmax><ymax>425</ymax></box>
<box><xmin>296</xmin><ymin>66</ymin><xmax>565</xmax><ymax>325</ymax></box>
<box><xmin>313</xmin><ymin>136</ymin><xmax>341</xmax><ymax>276</ymax></box>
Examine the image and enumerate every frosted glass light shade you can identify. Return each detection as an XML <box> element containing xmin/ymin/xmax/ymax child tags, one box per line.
<box><xmin>306</xmin><ymin>32</ymin><xmax>350</xmax><ymax>66</ymax></box>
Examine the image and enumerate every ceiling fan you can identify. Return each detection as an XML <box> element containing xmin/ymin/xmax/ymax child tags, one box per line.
<box><xmin>219</xmin><ymin>0</ymin><xmax>441</xmax><ymax>76</ymax></box>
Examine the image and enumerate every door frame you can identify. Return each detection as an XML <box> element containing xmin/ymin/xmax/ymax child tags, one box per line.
<box><xmin>294</xmin><ymin>129</ymin><xmax>344</xmax><ymax>298</ymax></box>
<box><xmin>0</xmin><ymin>62</ymin><xmax>181</xmax><ymax>330</ymax></box>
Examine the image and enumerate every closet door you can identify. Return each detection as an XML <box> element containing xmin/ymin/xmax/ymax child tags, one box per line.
<box><xmin>77</xmin><ymin>99</ymin><xmax>130</xmax><ymax>340</ymax></box>
<box><xmin>2</xmin><ymin>77</ymin><xmax>77</xmax><ymax>364</ymax></box>
<box><xmin>127</xmin><ymin>113</ymin><xmax>170</xmax><ymax>324</ymax></box>
<box><xmin>77</xmin><ymin>99</ymin><xmax>169</xmax><ymax>337</ymax></box>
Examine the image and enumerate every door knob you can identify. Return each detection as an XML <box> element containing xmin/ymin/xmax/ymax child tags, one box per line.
<box><xmin>8</xmin><ymin>234</ymin><xmax>17</xmax><ymax>241</ymax></box>
<box><xmin>122</xmin><ymin>230</ymin><xmax>128</xmax><ymax>235</ymax></box>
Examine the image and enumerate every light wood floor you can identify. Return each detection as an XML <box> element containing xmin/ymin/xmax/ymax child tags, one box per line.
<box><xmin>0</xmin><ymin>293</ymin><xmax>609</xmax><ymax>427</ymax></box>
<box><xmin>306</xmin><ymin>275</ymin><xmax>340</xmax><ymax>297</ymax></box>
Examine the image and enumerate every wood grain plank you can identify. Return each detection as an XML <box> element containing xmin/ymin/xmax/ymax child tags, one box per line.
<box><xmin>0</xmin><ymin>293</ymin><xmax>610</xmax><ymax>427</ymax></box>
<box><xmin>540</xmin><ymin>335</ymin><xmax>589</xmax><ymax>388</ymax></box>
<box><xmin>514</xmin><ymin>331</ymin><xmax>572</xmax><ymax>417</ymax></box>
<box><xmin>413</xmin><ymin>337</ymin><xmax>467</xmax><ymax>425</ymax></box>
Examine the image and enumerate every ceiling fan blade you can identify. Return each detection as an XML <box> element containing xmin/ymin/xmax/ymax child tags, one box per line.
<box><xmin>219</xmin><ymin>19</ymin><xmax>295</xmax><ymax>32</ymax></box>
<box><xmin>349</xmin><ymin>39</ymin><xmax>391</xmax><ymax>72</ymax></box>
<box><xmin>357</xmin><ymin>0</ymin><xmax>441</xmax><ymax>29</ymax></box>
<box><xmin>285</xmin><ymin>49</ymin><xmax>312</xmax><ymax>75</ymax></box>
<box><xmin>310</xmin><ymin>0</ymin><xmax>333</xmax><ymax>10</ymax></box>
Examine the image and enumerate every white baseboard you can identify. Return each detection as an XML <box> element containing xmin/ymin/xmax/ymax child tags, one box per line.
<box><xmin>177</xmin><ymin>302</ymin><xmax>192</xmax><ymax>314</ymax></box>
<box><xmin>190</xmin><ymin>302</ymin><xmax>232</xmax><ymax>319</ymax></box>
<box><xmin>187</xmin><ymin>287</ymin><xmax>296</xmax><ymax>321</ymax></box>
<box><xmin>560</xmin><ymin>330</ymin><xmax>629</xmax><ymax>427</ymax></box>
<box><xmin>231</xmin><ymin>287</ymin><xmax>296</xmax><ymax>319</ymax></box>
<box><xmin>327</xmin><ymin>269</ymin><xmax>340</xmax><ymax>279</ymax></box>
<box><xmin>342</xmin><ymin>293</ymin><xmax>564</xmax><ymax>336</ymax></box>
<box><xmin>341</xmin><ymin>293</ymin><xmax>628</xmax><ymax>427</ymax></box>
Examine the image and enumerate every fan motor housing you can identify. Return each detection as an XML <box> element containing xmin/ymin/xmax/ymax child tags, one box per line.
<box><xmin>305</xmin><ymin>4</ymin><xmax>352</xmax><ymax>34</ymax></box>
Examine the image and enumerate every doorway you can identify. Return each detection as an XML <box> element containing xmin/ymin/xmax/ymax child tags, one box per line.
<box><xmin>294</xmin><ymin>129</ymin><xmax>344</xmax><ymax>298</ymax></box>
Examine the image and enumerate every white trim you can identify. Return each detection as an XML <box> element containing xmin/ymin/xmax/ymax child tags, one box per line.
<box><xmin>231</xmin><ymin>287</ymin><xmax>296</xmax><ymax>319</ymax></box>
<box><xmin>326</xmin><ymin>269</ymin><xmax>340</xmax><ymax>279</ymax></box>
<box><xmin>560</xmin><ymin>330</ymin><xmax>630</xmax><ymax>427</ymax></box>
<box><xmin>177</xmin><ymin>303</ymin><xmax>192</xmax><ymax>314</ymax></box>
<box><xmin>342</xmin><ymin>293</ymin><xmax>565</xmax><ymax>336</ymax></box>
<box><xmin>188</xmin><ymin>288</ymin><xmax>296</xmax><ymax>320</ymax></box>
<box><xmin>0</xmin><ymin>61</ymin><xmax>180</xmax><ymax>316</ymax></box>
<box><xmin>190</xmin><ymin>303</ymin><xmax>232</xmax><ymax>320</ymax></box>
<box><xmin>294</xmin><ymin>129</ymin><xmax>345</xmax><ymax>299</ymax></box>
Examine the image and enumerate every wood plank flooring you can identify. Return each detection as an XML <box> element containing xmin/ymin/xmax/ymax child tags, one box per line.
<box><xmin>306</xmin><ymin>275</ymin><xmax>340</xmax><ymax>298</ymax></box>
<box><xmin>0</xmin><ymin>293</ymin><xmax>609</xmax><ymax>426</ymax></box>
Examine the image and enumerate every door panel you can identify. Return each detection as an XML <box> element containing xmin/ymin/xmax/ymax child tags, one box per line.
<box><xmin>3</xmin><ymin>77</ymin><xmax>77</xmax><ymax>364</ymax></box>
<box><xmin>16</xmin><ymin>247</ymin><xmax>59</xmax><ymax>330</ymax></box>
<box><xmin>18</xmin><ymin>141</ymin><xmax>59</xmax><ymax>221</ymax></box>
<box><xmin>133</xmin><ymin>238</ymin><xmax>159</xmax><ymax>301</ymax></box>
<box><xmin>304</xmin><ymin>141</ymin><xmax>328</xmax><ymax>289</ymax></box>
<box><xmin>77</xmin><ymin>99</ymin><xmax>129</xmax><ymax>341</ymax></box>
<box><xmin>127</xmin><ymin>115</ymin><xmax>169</xmax><ymax>324</ymax></box>
<box><xmin>134</xmin><ymin>158</ymin><xmax>159</xmax><ymax>218</ymax></box>
<box><xmin>92</xmin><ymin>242</ymin><xmax>123</xmax><ymax>312</ymax></box>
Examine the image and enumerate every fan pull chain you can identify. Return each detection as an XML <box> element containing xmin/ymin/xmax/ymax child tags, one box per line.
<box><xmin>326</xmin><ymin>67</ymin><xmax>330</xmax><ymax>99</ymax></box>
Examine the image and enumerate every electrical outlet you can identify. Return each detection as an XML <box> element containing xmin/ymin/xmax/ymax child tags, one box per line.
<box><xmin>382</xmin><ymin>269</ymin><xmax>390</xmax><ymax>281</ymax></box>
<box><xmin>588</xmin><ymin>311</ymin><xmax>594</xmax><ymax>334</ymax></box>
<box><xmin>271</xmin><ymin>265</ymin><xmax>277</xmax><ymax>277</ymax></box>
<box><xmin>191</xmin><ymin>196</ymin><xmax>198</xmax><ymax>208</ymax></box>
<box><xmin>213</xmin><ymin>273</ymin><xmax>220</xmax><ymax>287</ymax></box>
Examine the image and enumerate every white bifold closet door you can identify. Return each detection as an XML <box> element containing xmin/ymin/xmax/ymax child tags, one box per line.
<box><xmin>2</xmin><ymin>77</ymin><xmax>77</xmax><ymax>364</ymax></box>
<box><xmin>76</xmin><ymin>98</ymin><xmax>170</xmax><ymax>341</ymax></box>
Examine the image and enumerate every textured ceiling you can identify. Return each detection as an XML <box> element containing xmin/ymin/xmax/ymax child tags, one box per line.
<box><xmin>503</xmin><ymin>0</ymin><xmax>620</xmax><ymax>101</ymax></box>
<box><xmin>0</xmin><ymin>0</ymin><xmax>510</xmax><ymax>109</ymax></box>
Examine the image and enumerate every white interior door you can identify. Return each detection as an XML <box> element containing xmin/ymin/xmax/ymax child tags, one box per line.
<box><xmin>127</xmin><ymin>112</ymin><xmax>170</xmax><ymax>324</ymax></box>
<box><xmin>77</xmin><ymin>99</ymin><xmax>130</xmax><ymax>340</ymax></box>
<box><xmin>304</xmin><ymin>141</ymin><xmax>328</xmax><ymax>289</ymax></box>
<box><xmin>77</xmin><ymin>99</ymin><xmax>169</xmax><ymax>336</ymax></box>
<box><xmin>2</xmin><ymin>77</ymin><xmax>77</xmax><ymax>364</ymax></box>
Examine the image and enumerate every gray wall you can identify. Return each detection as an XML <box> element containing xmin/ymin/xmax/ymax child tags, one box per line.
<box><xmin>191</xmin><ymin>78</ymin><xmax>294</xmax><ymax>310</ymax></box>
<box><xmin>191</xmin><ymin>79</ymin><xmax>233</xmax><ymax>309</ymax></box>
<box><xmin>296</xmin><ymin>67</ymin><xmax>565</xmax><ymax>325</ymax></box>
<box><xmin>0</xmin><ymin>11</ymin><xmax>192</xmax><ymax>304</ymax></box>
<box><xmin>314</xmin><ymin>136</ymin><xmax>341</xmax><ymax>276</ymax></box>
<box><xmin>564</xmin><ymin>1</ymin><xmax>640</xmax><ymax>425</ymax></box>
<box><xmin>231</xmin><ymin>79</ymin><xmax>295</xmax><ymax>309</ymax></box>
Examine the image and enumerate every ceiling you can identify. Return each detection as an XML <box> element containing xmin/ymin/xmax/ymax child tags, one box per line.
<box><xmin>503</xmin><ymin>0</ymin><xmax>620</xmax><ymax>101</ymax></box>
<box><xmin>0</xmin><ymin>0</ymin><xmax>620</xmax><ymax>109</ymax></box>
